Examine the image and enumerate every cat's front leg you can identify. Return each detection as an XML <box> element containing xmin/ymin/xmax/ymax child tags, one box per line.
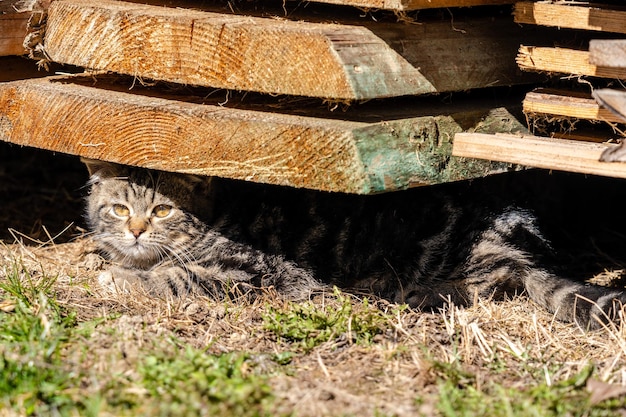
<box><xmin>97</xmin><ymin>266</ymin><xmax>145</xmax><ymax>294</ymax></box>
<box><xmin>98</xmin><ymin>249</ymin><xmax>325</xmax><ymax>301</ymax></box>
<box><xmin>199</xmin><ymin>240</ymin><xmax>325</xmax><ymax>300</ymax></box>
<box><xmin>97</xmin><ymin>264</ymin><xmax>213</xmax><ymax>298</ymax></box>
<box><xmin>97</xmin><ymin>262</ymin><xmax>276</xmax><ymax>300</ymax></box>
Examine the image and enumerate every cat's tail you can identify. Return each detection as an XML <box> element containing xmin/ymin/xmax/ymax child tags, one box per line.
<box><xmin>522</xmin><ymin>270</ymin><xmax>625</xmax><ymax>331</ymax></box>
<box><xmin>466</xmin><ymin>207</ymin><xmax>626</xmax><ymax>331</ymax></box>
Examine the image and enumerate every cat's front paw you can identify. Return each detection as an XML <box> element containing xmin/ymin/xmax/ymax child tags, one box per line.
<box><xmin>97</xmin><ymin>267</ymin><xmax>143</xmax><ymax>294</ymax></box>
<box><xmin>97</xmin><ymin>270</ymin><xmax>117</xmax><ymax>293</ymax></box>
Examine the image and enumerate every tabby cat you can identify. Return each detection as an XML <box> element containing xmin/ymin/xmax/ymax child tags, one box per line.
<box><xmin>84</xmin><ymin>159</ymin><xmax>626</xmax><ymax>330</ymax></box>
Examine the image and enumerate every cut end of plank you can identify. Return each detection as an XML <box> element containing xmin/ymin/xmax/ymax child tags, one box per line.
<box><xmin>517</xmin><ymin>45</ymin><xmax>626</xmax><ymax>80</ymax></box>
<box><xmin>42</xmin><ymin>0</ymin><xmax>425</xmax><ymax>100</ymax></box>
<box><xmin>523</xmin><ymin>88</ymin><xmax>625</xmax><ymax>124</ymax></box>
<box><xmin>515</xmin><ymin>1</ymin><xmax>626</xmax><ymax>34</ymax></box>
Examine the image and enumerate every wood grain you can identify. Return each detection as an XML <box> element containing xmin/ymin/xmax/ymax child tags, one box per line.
<box><xmin>42</xmin><ymin>0</ymin><xmax>536</xmax><ymax>100</ymax></box>
<box><xmin>452</xmin><ymin>133</ymin><xmax>626</xmax><ymax>179</ymax></box>
<box><xmin>523</xmin><ymin>89</ymin><xmax>625</xmax><ymax>123</ymax></box>
<box><xmin>515</xmin><ymin>1</ymin><xmax>626</xmax><ymax>34</ymax></box>
<box><xmin>288</xmin><ymin>0</ymin><xmax>514</xmax><ymax>11</ymax></box>
<box><xmin>0</xmin><ymin>14</ymin><xmax>28</xmax><ymax>56</ymax></box>
<box><xmin>0</xmin><ymin>75</ymin><xmax>527</xmax><ymax>193</ymax></box>
<box><xmin>517</xmin><ymin>46</ymin><xmax>626</xmax><ymax>79</ymax></box>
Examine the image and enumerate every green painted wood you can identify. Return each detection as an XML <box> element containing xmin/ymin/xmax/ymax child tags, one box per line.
<box><xmin>0</xmin><ymin>75</ymin><xmax>527</xmax><ymax>193</ymax></box>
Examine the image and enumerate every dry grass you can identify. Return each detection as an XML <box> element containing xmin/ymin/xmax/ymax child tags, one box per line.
<box><xmin>2</xmin><ymin>238</ymin><xmax>626</xmax><ymax>416</ymax></box>
<box><xmin>3</xmin><ymin>144</ymin><xmax>626</xmax><ymax>415</ymax></box>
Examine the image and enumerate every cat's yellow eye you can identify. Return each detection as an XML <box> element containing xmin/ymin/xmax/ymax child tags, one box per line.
<box><xmin>113</xmin><ymin>204</ymin><xmax>130</xmax><ymax>217</ymax></box>
<box><xmin>152</xmin><ymin>204</ymin><xmax>172</xmax><ymax>218</ymax></box>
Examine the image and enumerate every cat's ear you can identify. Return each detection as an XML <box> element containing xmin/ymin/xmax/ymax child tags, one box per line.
<box><xmin>172</xmin><ymin>173</ymin><xmax>214</xmax><ymax>196</ymax></box>
<box><xmin>81</xmin><ymin>158</ymin><xmax>128</xmax><ymax>181</ymax></box>
<box><xmin>171</xmin><ymin>173</ymin><xmax>216</xmax><ymax>218</ymax></box>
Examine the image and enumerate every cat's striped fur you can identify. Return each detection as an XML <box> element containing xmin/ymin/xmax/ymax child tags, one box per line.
<box><xmin>84</xmin><ymin>159</ymin><xmax>626</xmax><ymax>330</ymax></box>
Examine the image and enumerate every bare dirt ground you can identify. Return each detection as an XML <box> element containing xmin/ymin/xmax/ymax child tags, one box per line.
<box><xmin>3</xmin><ymin>142</ymin><xmax>626</xmax><ymax>415</ymax></box>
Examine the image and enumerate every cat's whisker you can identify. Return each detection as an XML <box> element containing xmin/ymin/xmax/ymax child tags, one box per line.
<box><xmin>166</xmin><ymin>241</ymin><xmax>198</xmax><ymax>265</ymax></box>
<box><xmin>163</xmin><ymin>244</ymin><xmax>196</xmax><ymax>276</ymax></box>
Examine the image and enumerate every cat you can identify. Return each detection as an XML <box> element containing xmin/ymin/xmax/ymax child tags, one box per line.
<box><xmin>83</xmin><ymin>158</ymin><xmax>626</xmax><ymax>330</ymax></box>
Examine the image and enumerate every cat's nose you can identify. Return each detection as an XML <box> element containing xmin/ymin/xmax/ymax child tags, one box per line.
<box><xmin>130</xmin><ymin>228</ymin><xmax>145</xmax><ymax>238</ymax></box>
<box><xmin>129</xmin><ymin>218</ymin><xmax>148</xmax><ymax>238</ymax></box>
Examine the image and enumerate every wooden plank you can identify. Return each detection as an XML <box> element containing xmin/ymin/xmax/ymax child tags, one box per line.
<box><xmin>288</xmin><ymin>0</ymin><xmax>514</xmax><ymax>12</ymax></box>
<box><xmin>592</xmin><ymin>88</ymin><xmax>626</xmax><ymax>123</ymax></box>
<box><xmin>452</xmin><ymin>133</ymin><xmax>626</xmax><ymax>179</ymax></box>
<box><xmin>0</xmin><ymin>0</ymin><xmax>46</xmax><ymax>13</ymax></box>
<box><xmin>0</xmin><ymin>14</ymin><xmax>28</xmax><ymax>56</ymax></box>
<box><xmin>40</xmin><ymin>0</ymin><xmax>537</xmax><ymax>100</ymax></box>
<box><xmin>517</xmin><ymin>45</ymin><xmax>626</xmax><ymax>79</ymax></box>
<box><xmin>0</xmin><ymin>75</ymin><xmax>526</xmax><ymax>193</ymax></box>
<box><xmin>589</xmin><ymin>39</ymin><xmax>626</xmax><ymax>68</ymax></box>
<box><xmin>0</xmin><ymin>0</ymin><xmax>49</xmax><ymax>56</ymax></box>
<box><xmin>523</xmin><ymin>88</ymin><xmax>625</xmax><ymax>123</ymax></box>
<box><xmin>514</xmin><ymin>1</ymin><xmax>626</xmax><ymax>34</ymax></box>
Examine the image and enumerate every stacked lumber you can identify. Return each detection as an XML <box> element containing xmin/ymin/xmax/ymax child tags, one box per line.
<box><xmin>17</xmin><ymin>0</ymin><xmax>626</xmax><ymax>194</ymax></box>
<box><xmin>590</xmin><ymin>37</ymin><xmax>626</xmax><ymax>162</ymax></box>
<box><xmin>1</xmin><ymin>0</ymin><xmax>550</xmax><ymax>193</ymax></box>
<box><xmin>453</xmin><ymin>1</ymin><xmax>626</xmax><ymax>177</ymax></box>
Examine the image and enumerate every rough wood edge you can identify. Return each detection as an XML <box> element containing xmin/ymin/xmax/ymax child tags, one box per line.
<box><xmin>452</xmin><ymin>132</ymin><xmax>626</xmax><ymax>179</ymax></box>
<box><xmin>290</xmin><ymin>0</ymin><xmax>514</xmax><ymax>11</ymax></box>
<box><xmin>517</xmin><ymin>45</ymin><xmax>626</xmax><ymax>79</ymax></box>
<box><xmin>514</xmin><ymin>1</ymin><xmax>626</xmax><ymax>34</ymax></box>
<box><xmin>523</xmin><ymin>88</ymin><xmax>625</xmax><ymax>123</ymax></box>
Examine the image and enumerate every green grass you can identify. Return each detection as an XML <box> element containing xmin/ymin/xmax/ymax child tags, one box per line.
<box><xmin>137</xmin><ymin>348</ymin><xmax>273</xmax><ymax>416</ymax></box>
<box><xmin>2</xmin><ymin>257</ymin><xmax>626</xmax><ymax>416</ymax></box>
<box><xmin>0</xmin><ymin>260</ymin><xmax>275</xmax><ymax>417</ymax></box>
<box><xmin>262</xmin><ymin>288</ymin><xmax>392</xmax><ymax>351</ymax></box>
<box><xmin>0</xmin><ymin>261</ymin><xmax>84</xmax><ymax>415</ymax></box>
<box><xmin>433</xmin><ymin>360</ymin><xmax>626</xmax><ymax>417</ymax></box>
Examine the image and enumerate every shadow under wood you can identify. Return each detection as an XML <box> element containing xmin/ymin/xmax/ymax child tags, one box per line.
<box><xmin>2</xmin><ymin>143</ymin><xmax>626</xmax><ymax>288</ymax></box>
<box><xmin>0</xmin><ymin>56</ymin><xmax>82</xmax><ymax>83</ymax></box>
<box><xmin>0</xmin><ymin>143</ymin><xmax>88</xmax><ymax>244</ymax></box>
<box><xmin>469</xmin><ymin>169</ymin><xmax>626</xmax><ymax>285</ymax></box>
<box><xmin>50</xmin><ymin>72</ymin><xmax>531</xmax><ymax>125</ymax></box>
